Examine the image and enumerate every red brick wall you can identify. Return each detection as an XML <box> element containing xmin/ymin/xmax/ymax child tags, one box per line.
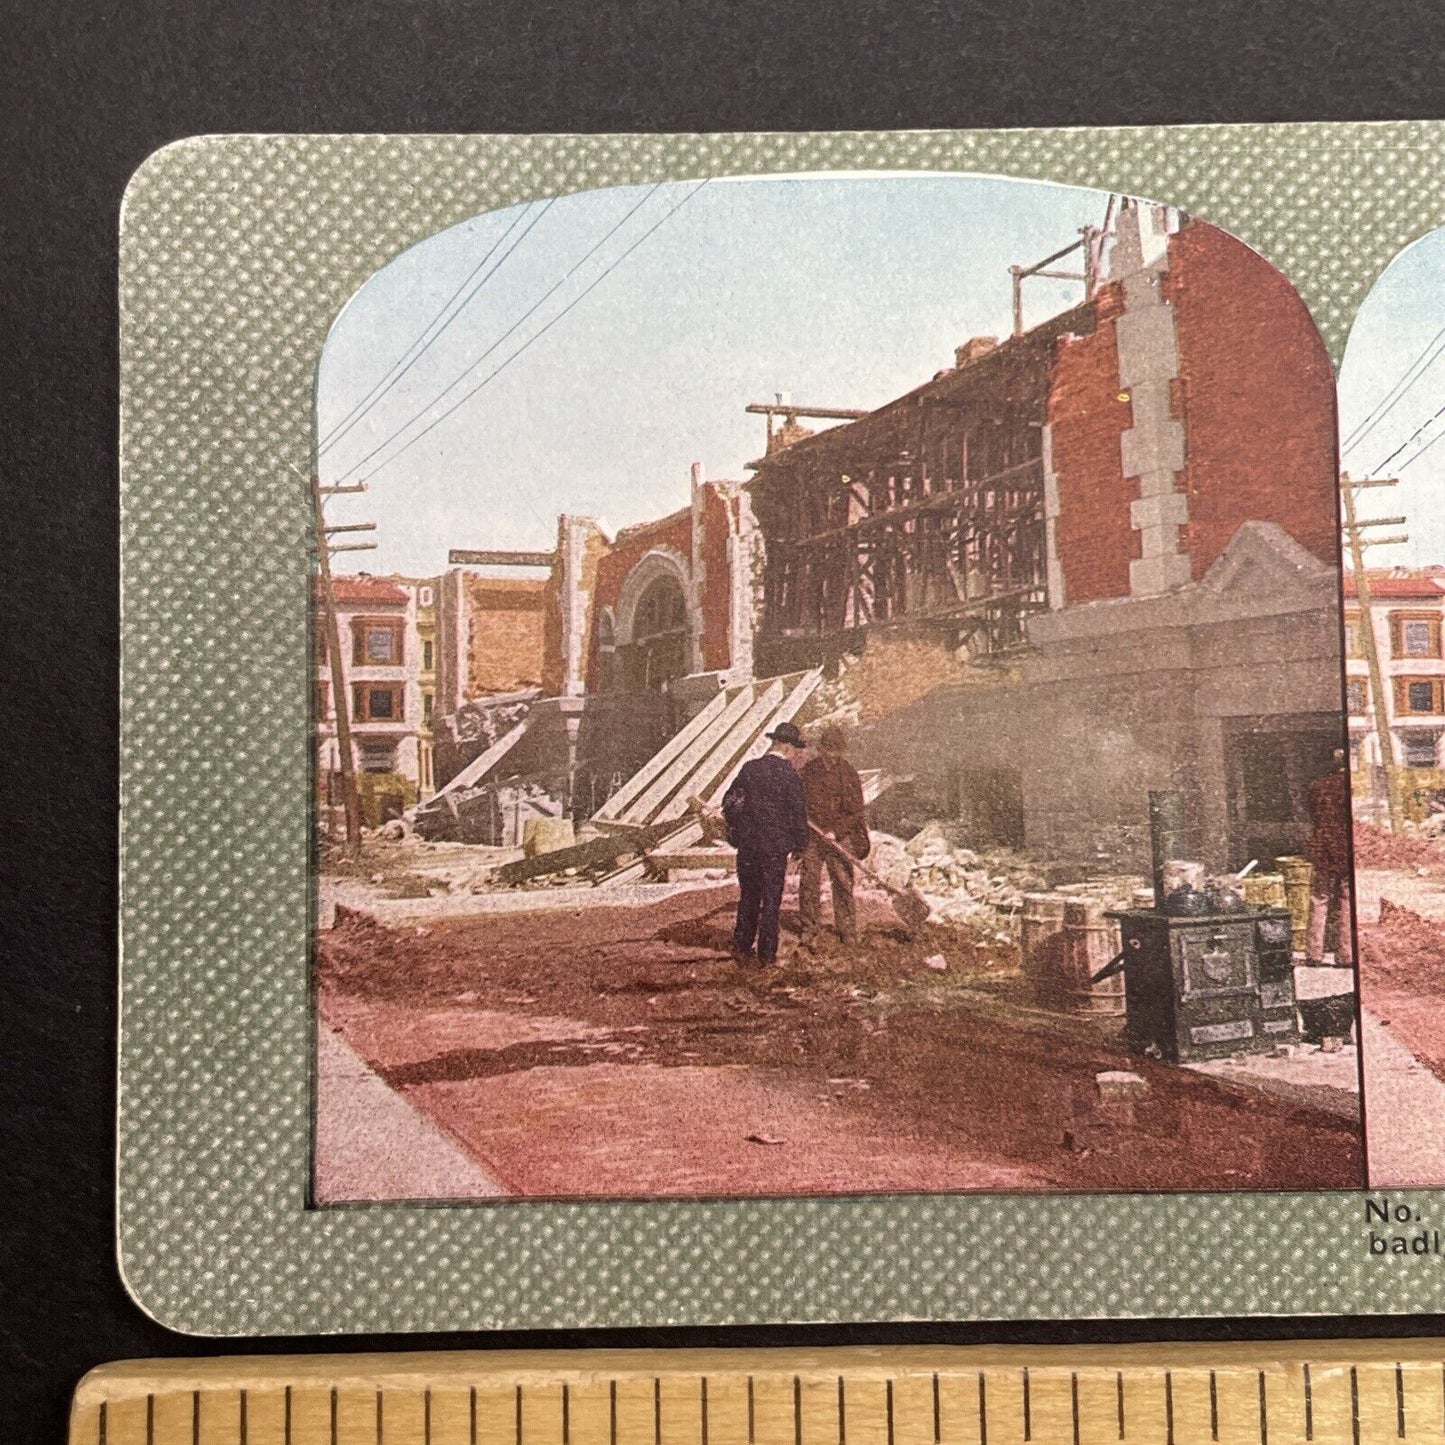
<box><xmin>1048</xmin><ymin>283</ymin><xmax>1135</xmax><ymax>604</ymax></box>
<box><xmin>580</xmin><ymin>485</ymin><xmax>740</xmax><ymax>689</ymax></box>
<box><xmin>464</xmin><ymin>576</ymin><xmax>546</xmax><ymax>695</ymax></box>
<box><xmin>1167</xmin><ymin>222</ymin><xmax>1339</xmax><ymax>578</ymax></box>
<box><xmin>586</xmin><ymin>507</ymin><xmax>692</xmax><ymax>690</ymax></box>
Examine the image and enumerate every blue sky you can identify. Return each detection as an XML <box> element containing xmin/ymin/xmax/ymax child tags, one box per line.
<box><xmin>316</xmin><ymin>175</ymin><xmax>1110</xmax><ymax>576</ymax></box>
<box><xmin>1337</xmin><ymin>225</ymin><xmax>1445</xmax><ymax>568</ymax></box>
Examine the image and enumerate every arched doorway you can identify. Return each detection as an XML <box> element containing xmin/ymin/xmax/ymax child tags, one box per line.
<box><xmin>623</xmin><ymin>573</ymin><xmax>690</xmax><ymax>691</ymax></box>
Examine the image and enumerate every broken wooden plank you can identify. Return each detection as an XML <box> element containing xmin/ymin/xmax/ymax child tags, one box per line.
<box><xmin>654</xmin><ymin>678</ymin><xmax>786</xmax><ymax>824</ymax></box>
<box><xmin>591</xmin><ymin>684</ymin><xmax>737</xmax><ymax>823</ymax></box>
<box><xmin>646</xmin><ymin>847</ymin><xmax>738</xmax><ymax>872</ymax></box>
<box><xmin>677</xmin><ymin>668</ymin><xmax>823</xmax><ymax>818</ymax></box>
<box><xmin>592</xmin><ymin>820</ymin><xmax>699</xmax><ymax>886</ymax></box>
<box><xmin>490</xmin><ymin>819</ymin><xmax>678</xmax><ymax>886</ymax></box>
<box><xmin>621</xmin><ymin>681</ymin><xmax>762</xmax><ymax>826</ymax></box>
<box><xmin>432</xmin><ymin>718</ymin><xmax>530</xmax><ymax>799</ymax></box>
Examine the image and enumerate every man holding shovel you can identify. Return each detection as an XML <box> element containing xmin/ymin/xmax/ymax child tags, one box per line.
<box><xmin>799</xmin><ymin>724</ymin><xmax>869</xmax><ymax>945</ymax></box>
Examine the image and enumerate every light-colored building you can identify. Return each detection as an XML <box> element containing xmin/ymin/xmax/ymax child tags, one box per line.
<box><xmin>314</xmin><ymin>574</ymin><xmax>430</xmax><ymax>824</ymax></box>
<box><xmin>1345</xmin><ymin>569</ymin><xmax>1445</xmax><ymax>810</ymax></box>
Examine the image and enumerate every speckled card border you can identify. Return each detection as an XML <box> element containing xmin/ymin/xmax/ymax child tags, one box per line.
<box><xmin>119</xmin><ymin>124</ymin><xmax>1445</xmax><ymax>1336</ymax></box>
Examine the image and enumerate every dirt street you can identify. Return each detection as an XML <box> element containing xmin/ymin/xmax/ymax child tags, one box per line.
<box><xmin>1360</xmin><ymin>899</ymin><xmax>1445</xmax><ymax>1085</ymax></box>
<box><xmin>316</xmin><ymin>881</ymin><xmax>1363</xmax><ymax>1201</ymax></box>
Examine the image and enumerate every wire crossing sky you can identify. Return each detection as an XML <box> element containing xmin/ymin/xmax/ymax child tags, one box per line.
<box><xmin>1338</xmin><ymin>223</ymin><xmax>1445</xmax><ymax>569</ymax></box>
<box><xmin>317</xmin><ymin>175</ymin><xmax>1111</xmax><ymax>577</ymax></box>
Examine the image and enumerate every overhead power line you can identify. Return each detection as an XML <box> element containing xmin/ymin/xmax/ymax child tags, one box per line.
<box><xmin>317</xmin><ymin>198</ymin><xmax>552</xmax><ymax>457</ymax></box>
<box><xmin>1370</xmin><ymin>394</ymin><xmax>1445</xmax><ymax>476</ymax></box>
<box><xmin>333</xmin><ymin>182</ymin><xmax>672</xmax><ymax>486</ymax></box>
<box><xmin>1341</xmin><ymin>322</ymin><xmax>1445</xmax><ymax>456</ymax></box>
<box><xmin>1395</xmin><ymin>417</ymin><xmax>1445</xmax><ymax>475</ymax></box>
<box><xmin>351</xmin><ymin>179</ymin><xmax>710</xmax><ymax>488</ymax></box>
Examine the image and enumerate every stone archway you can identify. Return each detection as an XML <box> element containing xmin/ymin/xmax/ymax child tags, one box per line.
<box><xmin>614</xmin><ymin>549</ymin><xmax>693</xmax><ymax>692</ymax></box>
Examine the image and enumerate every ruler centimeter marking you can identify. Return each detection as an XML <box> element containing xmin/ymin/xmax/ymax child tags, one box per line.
<box><xmin>69</xmin><ymin>1344</ymin><xmax>1445</xmax><ymax>1445</ymax></box>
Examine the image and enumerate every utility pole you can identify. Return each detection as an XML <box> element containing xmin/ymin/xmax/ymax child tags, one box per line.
<box><xmin>1340</xmin><ymin>472</ymin><xmax>1409</xmax><ymax>833</ymax></box>
<box><xmin>308</xmin><ymin>470</ymin><xmax>376</xmax><ymax>855</ymax></box>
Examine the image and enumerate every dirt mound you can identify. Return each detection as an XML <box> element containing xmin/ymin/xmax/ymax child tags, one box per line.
<box><xmin>1359</xmin><ymin>898</ymin><xmax>1445</xmax><ymax>995</ymax></box>
<box><xmin>1353</xmin><ymin>822</ymin><xmax>1445</xmax><ymax>873</ymax></box>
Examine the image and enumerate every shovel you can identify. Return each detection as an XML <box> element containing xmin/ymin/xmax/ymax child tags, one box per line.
<box><xmin>808</xmin><ymin>822</ymin><xmax>932</xmax><ymax>935</ymax></box>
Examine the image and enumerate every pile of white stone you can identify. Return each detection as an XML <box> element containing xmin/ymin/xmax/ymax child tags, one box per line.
<box><xmin>867</xmin><ymin>822</ymin><xmax>1048</xmax><ymax>929</ymax></box>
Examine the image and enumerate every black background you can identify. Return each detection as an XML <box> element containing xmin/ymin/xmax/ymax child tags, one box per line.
<box><xmin>6</xmin><ymin>2</ymin><xmax>1445</xmax><ymax>1441</ymax></box>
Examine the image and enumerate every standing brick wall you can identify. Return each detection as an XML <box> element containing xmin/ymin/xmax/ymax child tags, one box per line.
<box><xmin>1166</xmin><ymin>222</ymin><xmax>1339</xmax><ymax>578</ymax></box>
<box><xmin>464</xmin><ymin>575</ymin><xmax>547</xmax><ymax>695</ymax></box>
<box><xmin>1047</xmin><ymin>282</ymin><xmax>1135</xmax><ymax>604</ymax></box>
<box><xmin>585</xmin><ymin>508</ymin><xmax>692</xmax><ymax>690</ymax></box>
<box><xmin>697</xmin><ymin>485</ymin><xmax>735</xmax><ymax>672</ymax></box>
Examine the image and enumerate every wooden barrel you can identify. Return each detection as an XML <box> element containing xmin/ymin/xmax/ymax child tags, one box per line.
<box><xmin>1242</xmin><ymin>872</ymin><xmax>1287</xmax><ymax>911</ymax></box>
<box><xmin>1020</xmin><ymin>893</ymin><xmax>1068</xmax><ymax>1007</ymax></box>
<box><xmin>1276</xmin><ymin>855</ymin><xmax>1314</xmax><ymax>953</ymax></box>
<box><xmin>1062</xmin><ymin>897</ymin><xmax>1126</xmax><ymax>1016</ymax></box>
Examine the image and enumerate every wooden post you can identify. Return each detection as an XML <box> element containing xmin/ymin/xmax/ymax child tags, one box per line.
<box><xmin>1341</xmin><ymin>474</ymin><xmax>1404</xmax><ymax>833</ymax></box>
<box><xmin>311</xmin><ymin>471</ymin><xmax>363</xmax><ymax>854</ymax></box>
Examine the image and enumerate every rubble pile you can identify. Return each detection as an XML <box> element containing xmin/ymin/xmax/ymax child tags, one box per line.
<box><xmin>431</xmin><ymin>689</ymin><xmax>539</xmax><ymax>784</ymax></box>
<box><xmin>1352</xmin><ymin>821</ymin><xmax>1445</xmax><ymax>874</ymax></box>
<box><xmin>802</xmin><ymin>637</ymin><xmax>1008</xmax><ymax>732</ymax></box>
<box><xmin>869</xmin><ymin>822</ymin><xmax>1047</xmax><ymax>929</ymax></box>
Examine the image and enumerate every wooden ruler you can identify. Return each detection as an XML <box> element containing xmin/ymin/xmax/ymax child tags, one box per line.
<box><xmin>68</xmin><ymin>1342</ymin><xmax>1445</xmax><ymax>1445</ymax></box>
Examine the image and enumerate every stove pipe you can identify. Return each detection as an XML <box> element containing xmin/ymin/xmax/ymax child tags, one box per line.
<box><xmin>1148</xmin><ymin>789</ymin><xmax>1189</xmax><ymax>909</ymax></box>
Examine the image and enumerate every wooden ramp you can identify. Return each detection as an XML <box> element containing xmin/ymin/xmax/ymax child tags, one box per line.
<box><xmin>592</xmin><ymin>670</ymin><xmax>823</xmax><ymax>886</ymax></box>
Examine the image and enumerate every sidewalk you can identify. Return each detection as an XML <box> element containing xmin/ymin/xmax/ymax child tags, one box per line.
<box><xmin>1361</xmin><ymin>1008</ymin><xmax>1445</xmax><ymax>1188</ymax></box>
<box><xmin>314</xmin><ymin>1024</ymin><xmax>506</xmax><ymax>1204</ymax></box>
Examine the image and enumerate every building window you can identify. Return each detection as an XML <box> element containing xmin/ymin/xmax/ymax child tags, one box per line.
<box><xmin>423</xmin><ymin>691</ymin><xmax>434</xmax><ymax>723</ymax></box>
<box><xmin>358</xmin><ymin>741</ymin><xmax>397</xmax><ymax>773</ymax></box>
<box><xmin>1391</xmin><ymin>612</ymin><xmax>1442</xmax><ymax>659</ymax></box>
<box><xmin>1346</xmin><ymin>678</ymin><xmax>1368</xmax><ymax>715</ymax></box>
<box><xmin>419</xmin><ymin>585</ymin><xmax>434</xmax><ymax>607</ymax></box>
<box><xmin>1397</xmin><ymin>677</ymin><xmax>1445</xmax><ymax>715</ymax></box>
<box><xmin>1344</xmin><ymin>612</ymin><xmax>1362</xmax><ymax>658</ymax></box>
<box><xmin>423</xmin><ymin>639</ymin><xmax>434</xmax><ymax>671</ymax></box>
<box><xmin>353</xmin><ymin>683</ymin><xmax>404</xmax><ymax>722</ymax></box>
<box><xmin>352</xmin><ymin>618</ymin><xmax>404</xmax><ymax>667</ymax></box>
<box><xmin>1403</xmin><ymin>731</ymin><xmax>1441</xmax><ymax>769</ymax></box>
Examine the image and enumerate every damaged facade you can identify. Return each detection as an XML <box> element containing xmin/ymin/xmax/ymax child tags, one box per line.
<box><xmin>330</xmin><ymin>199</ymin><xmax>1346</xmax><ymax>874</ymax></box>
<box><xmin>399</xmin><ymin>467</ymin><xmax>762</xmax><ymax>843</ymax></box>
<box><xmin>749</xmin><ymin>202</ymin><xmax>1343</xmax><ymax>872</ymax></box>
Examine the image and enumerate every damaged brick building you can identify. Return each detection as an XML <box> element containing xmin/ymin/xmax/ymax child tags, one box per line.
<box><xmin>413</xmin><ymin>467</ymin><xmax>759</xmax><ymax>841</ymax></box>
<box><xmin>748</xmin><ymin>200</ymin><xmax>1343</xmax><ymax>870</ymax></box>
<box><xmin>403</xmin><ymin>197</ymin><xmax>1345</xmax><ymax>870</ymax></box>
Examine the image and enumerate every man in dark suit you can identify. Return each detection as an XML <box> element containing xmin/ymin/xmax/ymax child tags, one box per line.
<box><xmin>723</xmin><ymin>722</ymin><xmax>810</xmax><ymax>964</ymax></box>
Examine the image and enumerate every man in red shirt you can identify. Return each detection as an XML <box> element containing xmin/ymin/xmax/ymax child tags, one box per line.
<box><xmin>799</xmin><ymin>725</ymin><xmax>870</xmax><ymax>945</ymax></box>
<box><xmin>1305</xmin><ymin>747</ymin><xmax>1354</xmax><ymax>967</ymax></box>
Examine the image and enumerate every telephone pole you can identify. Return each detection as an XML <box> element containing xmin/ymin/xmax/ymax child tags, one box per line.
<box><xmin>308</xmin><ymin>471</ymin><xmax>376</xmax><ymax>855</ymax></box>
<box><xmin>1340</xmin><ymin>472</ymin><xmax>1409</xmax><ymax>833</ymax></box>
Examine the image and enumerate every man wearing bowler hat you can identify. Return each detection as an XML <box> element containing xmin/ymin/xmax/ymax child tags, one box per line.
<box><xmin>722</xmin><ymin>721</ymin><xmax>810</xmax><ymax>964</ymax></box>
